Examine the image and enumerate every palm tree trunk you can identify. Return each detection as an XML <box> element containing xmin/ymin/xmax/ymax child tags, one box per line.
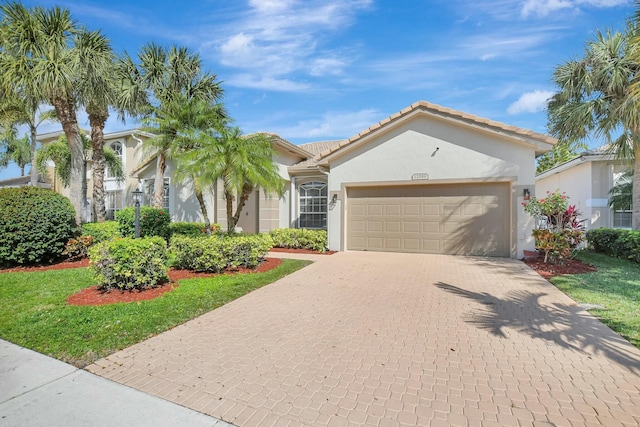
<box><xmin>89</xmin><ymin>111</ymin><xmax>108</xmax><ymax>222</ymax></box>
<box><xmin>230</xmin><ymin>182</ymin><xmax>254</xmax><ymax>232</ymax></box>
<box><xmin>633</xmin><ymin>146</ymin><xmax>640</xmax><ymax>230</ymax></box>
<box><xmin>193</xmin><ymin>179</ymin><xmax>211</xmax><ymax>235</ymax></box>
<box><xmin>225</xmin><ymin>186</ymin><xmax>234</xmax><ymax>234</ymax></box>
<box><xmin>152</xmin><ymin>153</ymin><xmax>166</xmax><ymax>208</ymax></box>
<box><xmin>53</xmin><ymin>95</ymin><xmax>83</xmax><ymax>226</ymax></box>
<box><xmin>29</xmin><ymin>124</ymin><xmax>37</xmax><ymax>186</ymax></box>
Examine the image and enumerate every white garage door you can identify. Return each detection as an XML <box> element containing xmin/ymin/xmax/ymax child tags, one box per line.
<box><xmin>347</xmin><ymin>183</ymin><xmax>510</xmax><ymax>256</ymax></box>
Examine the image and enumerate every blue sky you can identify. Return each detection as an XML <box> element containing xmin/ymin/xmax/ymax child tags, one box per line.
<box><xmin>0</xmin><ymin>0</ymin><xmax>634</xmax><ymax>179</ymax></box>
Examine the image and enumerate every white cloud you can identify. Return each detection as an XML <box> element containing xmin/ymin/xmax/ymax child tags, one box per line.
<box><xmin>225</xmin><ymin>74</ymin><xmax>310</xmax><ymax>92</ymax></box>
<box><xmin>522</xmin><ymin>0</ymin><xmax>628</xmax><ymax>17</ymax></box>
<box><xmin>276</xmin><ymin>109</ymin><xmax>383</xmax><ymax>139</ymax></box>
<box><xmin>507</xmin><ymin>90</ymin><xmax>554</xmax><ymax>115</ymax></box>
<box><xmin>207</xmin><ymin>0</ymin><xmax>372</xmax><ymax>89</ymax></box>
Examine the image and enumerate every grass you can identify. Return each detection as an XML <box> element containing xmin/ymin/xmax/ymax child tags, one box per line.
<box><xmin>0</xmin><ymin>259</ymin><xmax>310</xmax><ymax>367</ymax></box>
<box><xmin>551</xmin><ymin>251</ymin><xmax>640</xmax><ymax>348</ymax></box>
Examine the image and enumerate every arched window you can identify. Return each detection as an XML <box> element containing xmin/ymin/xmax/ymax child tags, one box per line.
<box><xmin>299</xmin><ymin>181</ymin><xmax>327</xmax><ymax>229</ymax></box>
<box><xmin>106</xmin><ymin>141</ymin><xmax>123</xmax><ymax>179</ymax></box>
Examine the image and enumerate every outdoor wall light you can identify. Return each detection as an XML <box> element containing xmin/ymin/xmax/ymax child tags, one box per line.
<box><xmin>331</xmin><ymin>194</ymin><xmax>338</xmax><ymax>203</ymax></box>
<box><xmin>523</xmin><ymin>188</ymin><xmax>530</xmax><ymax>201</ymax></box>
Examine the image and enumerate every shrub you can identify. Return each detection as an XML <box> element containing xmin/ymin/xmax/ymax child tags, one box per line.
<box><xmin>169</xmin><ymin>222</ymin><xmax>222</xmax><ymax>238</ymax></box>
<box><xmin>62</xmin><ymin>235</ymin><xmax>94</xmax><ymax>260</ymax></box>
<box><xmin>81</xmin><ymin>221</ymin><xmax>121</xmax><ymax>243</ymax></box>
<box><xmin>116</xmin><ymin>207</ymin><xmax>170</xmax><ymax>240</ymax></box>
<box><xmin>170</xmin><ymin>234</ymin><xmax>273</xmax><ymax>272</ymax></box>
<box><xmin>89</xmin><ymin>236</ymin><xmax>168</xmax><ymax>291</ymax></box>
<box><xmin>587</xmin><ymin>228</ymin><xmax>640</xmax><ymax>263</ymax></box>
<box><xmin>0</xmin><ymin>187</ymin><xmax>77</xmax><ymax>267</ymax></box>
<box><xmin>269</xmin><ymin>228</ymin><xmax>328</xmax><ymax>252</ymax></box>
<box><xmin>522</xmin><ymin>190</ymin><xmax>584</xmax><ymax>264</ymax></box>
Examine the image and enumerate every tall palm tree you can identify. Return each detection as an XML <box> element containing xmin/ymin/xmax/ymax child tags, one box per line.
<box><xmin>184</xmin><ymin>127</ymin><xmax>284</xmax><ymax>233</ymax></box>
<box><xmin>0</xmin><ymin>3</ymin><xmax>87</xmax><ymax>225</ymax></box>
<box><xmin>117</xmin><ymin>43</ymin><xmax>223</xmax><ymax>208</ymax></box>
<box><xmin>75</xmin><ymin>28</ymin><xmax>117</xmax><ymax>222</ymax></box>
<box><xmin>0</xmin><ymin>131</ymin><xmax>30</xmax><ymax>176</ymax></box>
<box><xmin>547</xmin><ymin>26</ymin><xmax>640</xmax><ymax>228</ymax></box>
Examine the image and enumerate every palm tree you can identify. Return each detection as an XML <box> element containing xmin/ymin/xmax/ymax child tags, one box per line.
<box><xmin>0</xmin><ymin>131</ymin><xmax>30</xmax><ymax>176</ymax></box>
<box><xmin>535</xmin><ymin>143</ymin><xmax>581</xmax><ymax>175</ymax></box>
<box><xmin>36</xmin><ymin>134</ymin><xmax>124</xmax><ymax>206</ymax></box>
<box><xmin>0</xmin><ymin>96</ymin><xmax>56</xmax><ymax>184</ymax></box>
<box><xmin>168</xmin><ymin>98</ymin><xmax>228</xmax><ymax>233</ymax></box>
<box><xmin>0</xmin><ymin>3</ymin><xmax>87</xmax><ymax>225</ymax></box>
<box><xmin>117</xmin><ymin>43</ymin><xmax>223</xmax><ymax>208</ymax></box>
<box><xmin>184</xmin><ymin>127</ymin><xmax>284</xmax><ymax>234</ymax></box>
<box><xmin>547</xmin><ymin>26</ymin><xmax>640</xmax><ymax>228</ymax></box>
<box><xmin>75</xmin><ymin>28</ymin><xmax>118</xmax><ymax>222</ymax></box>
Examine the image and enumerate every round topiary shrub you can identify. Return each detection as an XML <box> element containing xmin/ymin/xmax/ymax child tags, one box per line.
<box><xmin>0</xmin><ymin>186</ymin><xmax>77</xmax><ymax>267</ymax></box>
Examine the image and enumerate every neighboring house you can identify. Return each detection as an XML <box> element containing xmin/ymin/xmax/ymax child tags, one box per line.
<box><xmin>37</xmin><ymin>129</ymin><xmax>154</xmax><ymax>221</ymax></box>
<box><xmin>38</xmin><ymin>101</ymin><xmax>555</xmax><ymax>258</ymax></box>
<box><xmin>536</xmin><ymin>146</ymin><xmax>632</xmax><ymax>230</ymax></box>
<box><xmin>0</xmin><ymin>175</ymin><xmax>50</xmax><ymax>189</ymax></box>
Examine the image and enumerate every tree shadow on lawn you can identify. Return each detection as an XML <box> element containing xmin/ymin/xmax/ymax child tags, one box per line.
<box><xmin>435</xmin><ymin>282</ymin><xmax>640</xmax><ymax>373</ymax></box>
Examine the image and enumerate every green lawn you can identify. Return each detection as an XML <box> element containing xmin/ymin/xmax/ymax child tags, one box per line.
<box><xmin>551</xmin><ymin>251</ymin><xmax>640</xmax><ymax>348</ymax></box>
<box><xmin>0</xmin><ymin>259</ymin><xmax>310</xmax><ymax>367</ymax></box>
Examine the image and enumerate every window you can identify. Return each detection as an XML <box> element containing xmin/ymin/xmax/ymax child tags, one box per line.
<box><xmin>298</xmin><ymin>181</ymin><xmax>327</xmax><ymax>229</ymax></box>
<box><xmin>614</xmin><ymin>211</ymin><xmax>632</xmax><ymax>229</ymax></box>
<box><xmin>148</xmin><ymin>178</ymin><xmax>170</xmax><ymax>209</ymax></box>
<box><xmin>106</xmin><ymin>141</ymin><xmax>123</xmax><ymax>179</ymax></box>
<box><xmin>105</xmin><ymin>190</ymin><xmax>123</xmax><ymax>220</ymax></box>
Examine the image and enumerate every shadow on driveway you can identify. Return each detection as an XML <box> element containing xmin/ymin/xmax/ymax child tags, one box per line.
<box><xmin>435</xmin><ymin>282</ymin><xmax>640</xmax><ymax>373</ymax></box>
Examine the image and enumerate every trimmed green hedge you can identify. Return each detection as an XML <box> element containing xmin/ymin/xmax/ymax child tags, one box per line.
<box><xmin>89</xmin><ymin>236</ymin><xmax>168</xmax><ymax>291</ymax></box>
<box><xmin>169</xmin><ymin>222</ymin><xmax>222</xmax><ymax>238</ymax></box>
<box><xmin>269</xmin><ymin>228</ymin><xmax>328</xmax><ymax>252</ymax></box>
<box><xmin>0</xmin><ymin>187</ymin><xmax>77</xmax><ymax>266</ymax></box>
<box><xmin>170</xmin><ymin>234</ymin><xmax>273</xmax><ymax>272</ymax></box>
<box><xmin>81</xmin><ymin>221</ymin><xmax>121</xmax><ymax>243</ymax></box>
<box><xmin>587</xmin><ymin>228</ymin><xmax>640</xmax><ymax>263</ymax></box>
<box><xmin>116</xmin><ymin>207</ymin><xmax>170</xmax><ymax>240</ymax></box>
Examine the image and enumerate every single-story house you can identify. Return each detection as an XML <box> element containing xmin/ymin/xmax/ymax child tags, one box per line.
<box><xmin>39</xmin><ymin>101</ymin><xmax>556</xmax><ymax>258</ymax></box>
<box><xmin>535</xmin><ymin>146</ymin><xmax>632</xmax><ymax>230</ymax></box>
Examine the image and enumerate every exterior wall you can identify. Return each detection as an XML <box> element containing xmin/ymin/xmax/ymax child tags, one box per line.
<box><xmin>535</xmin><ymin>159</ymin><xmax>628</xmax><ymax>230</ymax></box>
<box><xmin>326</xmin><ymin>114</ymin><xmax>539</xmax><ymax>258</ymax></box>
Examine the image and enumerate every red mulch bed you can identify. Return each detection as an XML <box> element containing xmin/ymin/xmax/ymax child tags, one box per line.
<box><xmin>523</xmin><ymin>255</ymin><xmax>597</xmax><ymax>280</ymax></box>
<box><xmin>0</xmin><ymin>258</ymin><xmax>90</xmax><ymax>273</ymax></box>
<box><xmin>270</xmin><ymin>247</ymin><xmax>336</xmax><ymax>255</ymax></box>
<box><xmin>6</xmin><ymin>257</ymin><xmax>283</xmax><ymax>307</ymax></box>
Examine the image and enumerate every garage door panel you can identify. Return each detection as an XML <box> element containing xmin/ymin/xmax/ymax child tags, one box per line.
<box><xmin>347</xmin><ymin>183</ymin><xmax>510</xmax><ymax>256</ymax></box>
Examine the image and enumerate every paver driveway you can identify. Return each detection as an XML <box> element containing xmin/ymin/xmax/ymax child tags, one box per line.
<box><xmin>87</xmin><ymin>252</ymin><xmax>640</xmax><ymax>426</ymax></box>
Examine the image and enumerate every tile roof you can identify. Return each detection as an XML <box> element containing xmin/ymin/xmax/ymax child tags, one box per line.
<box><xmin>315</xmin><ymin>100</ymin><xmax>557</xmax><ymax>161</ymax></box>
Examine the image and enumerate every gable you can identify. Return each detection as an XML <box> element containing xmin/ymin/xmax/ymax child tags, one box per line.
<box><xmin>328</xmin><ymin>113</ymin><xmax>539</xmax><ymax>185</ymax></box>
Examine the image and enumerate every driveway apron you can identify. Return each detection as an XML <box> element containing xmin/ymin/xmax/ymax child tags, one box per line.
<box><xmin>87</xmin><ymin>252</ymin><xmax>640</xmax><ymax>426</ymax></box>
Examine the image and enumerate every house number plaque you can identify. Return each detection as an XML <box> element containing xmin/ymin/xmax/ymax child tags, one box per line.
<box><xmin>411</xmin><ymin>173</ymin><xmax>429</xmax><ymax>180</ymax></box>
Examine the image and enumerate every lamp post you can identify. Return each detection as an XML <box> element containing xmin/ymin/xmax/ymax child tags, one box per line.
<box><xmin>133</xmin><ymin>189</ymin><xmax>142</xmax><ymax>238</ymax></box>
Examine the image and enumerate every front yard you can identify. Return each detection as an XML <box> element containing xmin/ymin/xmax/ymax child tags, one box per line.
<box><xmin>0</xmin><ymin>259</ymin><xmax>309</xmax><ymax>367</ymax></box>
<box><xmin>549</xmin><ymin>251</ymin><xmax>640</xmax><ymax>348</ymax></box>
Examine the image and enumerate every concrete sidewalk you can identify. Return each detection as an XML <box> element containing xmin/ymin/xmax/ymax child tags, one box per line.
<box><xmin>0</xmin><ymin>339</ymin><xmax>231</xmax><ymax>427</ymax></box>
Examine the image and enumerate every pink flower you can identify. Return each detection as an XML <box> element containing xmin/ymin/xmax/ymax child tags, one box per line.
<box><xmin>539</xmin><ymin>199</ymin><xmax>546</xmax><ymax>203</ymax></box>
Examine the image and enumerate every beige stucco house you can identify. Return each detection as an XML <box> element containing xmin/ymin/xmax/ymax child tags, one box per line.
<box><xmin>535</xmin><ymin>146</ymin><xmax>632</xmax><ymax>230</ymax></box>
<box><xmin>38</xmin><ymin>101</ymin><xmax>555</xmax><ymax>258</ymax></box>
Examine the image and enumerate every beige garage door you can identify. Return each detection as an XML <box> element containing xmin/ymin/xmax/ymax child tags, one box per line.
<box><xmin>347</xmin><ymin>183</ymin><xmax>510</xmax><ymax>256</ymax></box>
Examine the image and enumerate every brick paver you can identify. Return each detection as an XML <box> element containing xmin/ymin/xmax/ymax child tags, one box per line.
<box><xmin>87</xmin><ymin>252</ymin><xmax>640</xmax><ymax>426</ymax></box>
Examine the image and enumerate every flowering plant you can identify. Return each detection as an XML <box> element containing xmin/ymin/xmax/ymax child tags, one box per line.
<box><xmin>522</xmin><ymin>190</ymin><xmax>584</xmax><ymax>264</ymax></box>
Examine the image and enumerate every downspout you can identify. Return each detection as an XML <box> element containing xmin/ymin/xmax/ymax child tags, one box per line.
<box><xmin>290</xmin><ymin>177</ymin><xmax>296</xmax><ymax>228</ymax></box>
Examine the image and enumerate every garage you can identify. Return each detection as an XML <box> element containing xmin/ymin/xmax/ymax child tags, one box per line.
<box><xmin>347</xmin><ymin>182</ymin><xmax>510</xmax><ymax>256</ymax></box>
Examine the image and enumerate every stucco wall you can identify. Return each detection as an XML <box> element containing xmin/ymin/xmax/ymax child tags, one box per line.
<box><xmin>535</xmin><ymin>161</ymin><xmax>614</xmax><ymax>230</ymax></box>
<box><xmin>326</xmin><ymin>113</ymin><xmax>539</xmax><ymax>258</ymax></box>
